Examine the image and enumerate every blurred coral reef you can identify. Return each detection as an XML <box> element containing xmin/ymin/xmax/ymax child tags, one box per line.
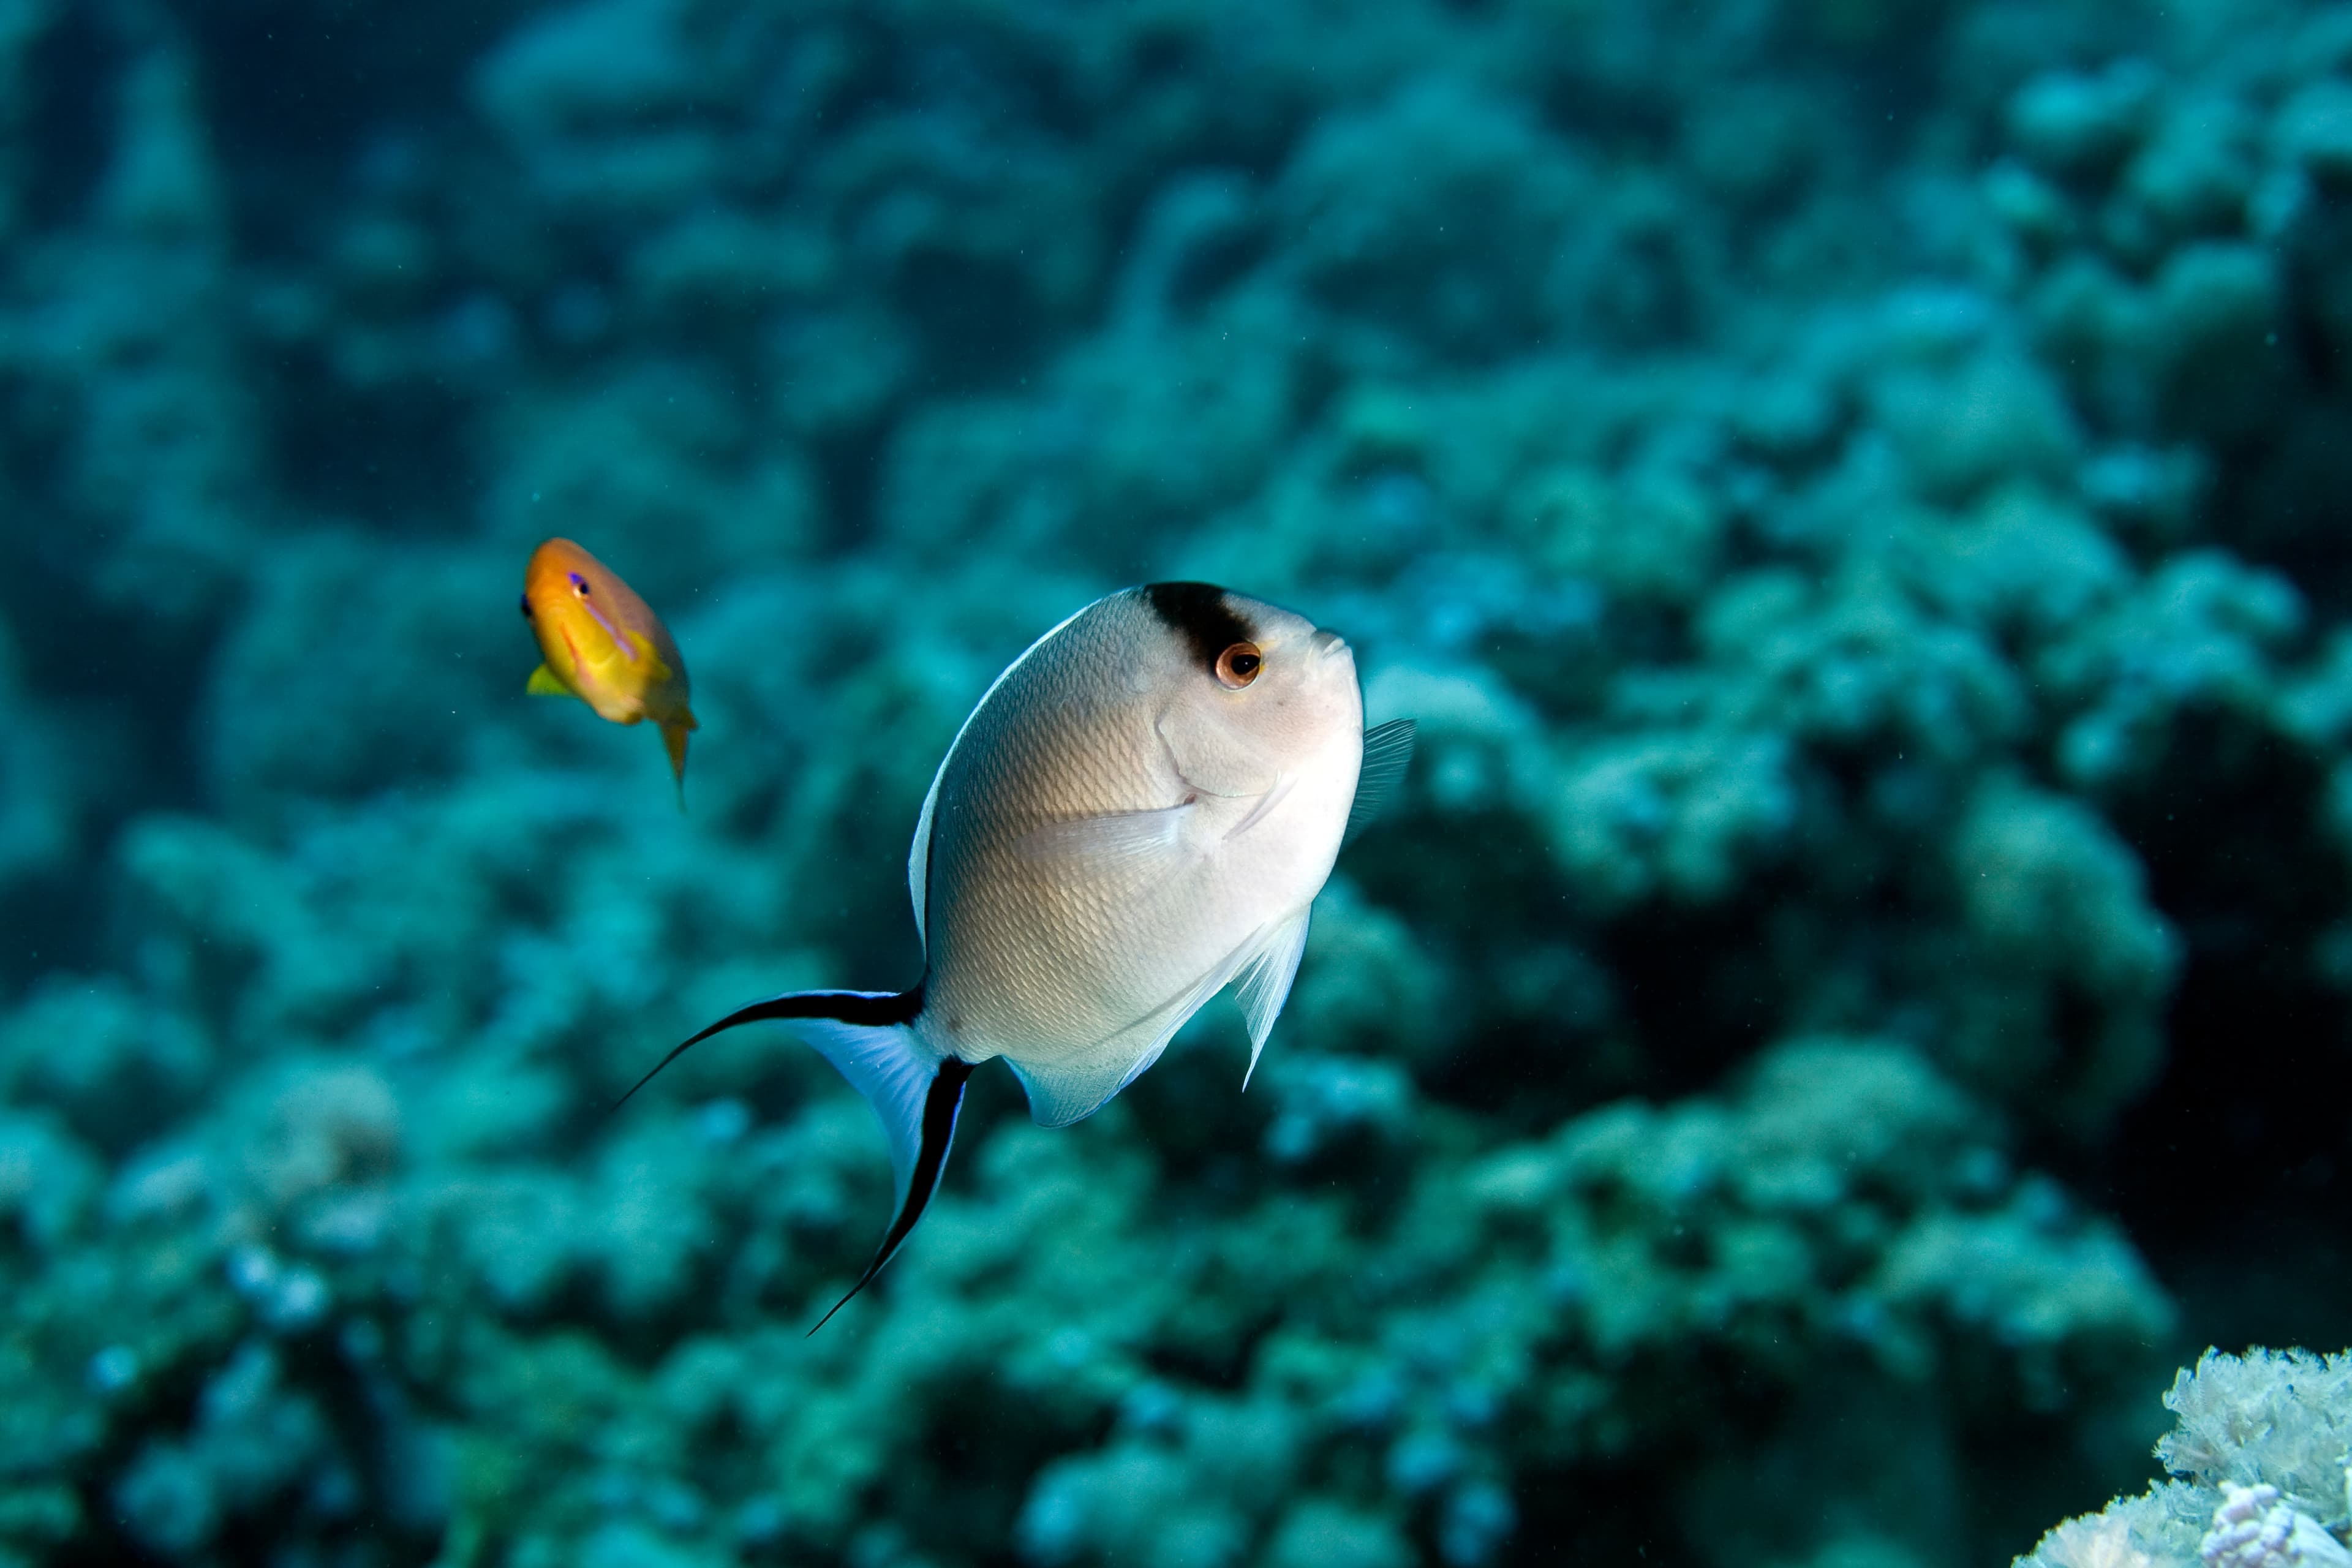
<box><xmin>4</xmin><ymin>0</ymin><xmax>2352</xmax><ymax>1563</ymax></box>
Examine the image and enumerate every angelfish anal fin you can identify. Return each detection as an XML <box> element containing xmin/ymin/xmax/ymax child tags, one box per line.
<box><xmin>1006</xmin><ymin>927</ymin><xmax>1268</xmax><ymax>1127</ymax></box>
<box><xmin>526</xmin><ymin>663</ymin><xmax>571</xmax><ymax>697</ymax></box>
<box><xmin>1009</xmin><ymin>1051</ymin><xmax>1138</xmax><ymax>1131</ymax></box>
<box><xmin>1344</xmin><ymin>718</ymin><xmax>1418</xmax><ymax>843</ymax></box>
<box><xmin>1232</xmin><ymin>906</ymin><xmax>1313</xmax><ymax>1088</ymax></box>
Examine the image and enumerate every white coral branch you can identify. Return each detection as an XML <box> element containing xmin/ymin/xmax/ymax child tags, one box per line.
<box><xmin>2200</xmin><ymin>1483</ymin><xmax>2352</xmax><ymax>1568</ymax></box>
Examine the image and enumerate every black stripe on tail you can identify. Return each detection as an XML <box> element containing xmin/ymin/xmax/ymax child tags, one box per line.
<box><xmin>611</xmin><ymin>986</ymin><xmax>968</xmax><ymax>1332</ymax></box>
<box><xmin>610</xmin><ymin>987</ymin><xmax>925</xmax><ymax>1112</ymax></box>
<box><xmin>809</xmin><ymin>1055</ymin><xmax>974</xmax><ymax>1335</ymax></box>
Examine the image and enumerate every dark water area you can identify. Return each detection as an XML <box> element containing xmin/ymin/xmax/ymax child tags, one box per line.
<box><xmin>3</xmin><ymin>1</ymin><xmax>2351</xmax><ymax>1564</ymax></box>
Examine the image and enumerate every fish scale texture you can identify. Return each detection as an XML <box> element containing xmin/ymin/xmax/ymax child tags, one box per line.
<box><xmin>8</xmin><ymin>1</ymin><xmax>2352</xmax><ymax>1566</ymax></box>
<box><xmin>924</xmin><ymin>587</ymin><xmax>1347</xmax><ymax>1121</ymax></box>
<box><xmin>929</xmin><ymin>595</ymin><xmax>1217</xmax><ymax>1061</ymax></box>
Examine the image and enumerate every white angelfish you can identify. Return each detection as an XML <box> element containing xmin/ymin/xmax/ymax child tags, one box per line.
<box><xmin>619</xmin><ymin>582</ymin><xmax>1414</xmax><ymax>1328</ymax></box>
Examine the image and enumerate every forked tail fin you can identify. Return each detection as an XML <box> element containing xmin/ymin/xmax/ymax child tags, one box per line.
<box><xmin>612</xmin><ymin>987</ymin><xmax>972</xmax><ymax>1332</ymax></box>
<box><xmin>659</xmin><ymin>715</ymin><xmax>693</xmax><ymax>811</ymax></box>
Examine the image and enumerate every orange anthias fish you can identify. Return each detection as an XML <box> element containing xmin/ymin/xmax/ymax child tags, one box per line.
<box><xmin>520</xmin><ymin>538</ymin><xmax>699</xmax><ymax>797</ymax></box>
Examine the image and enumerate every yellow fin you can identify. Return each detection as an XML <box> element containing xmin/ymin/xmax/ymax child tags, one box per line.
<box><xmin>628</xmin><ymin>631</ymin><xmax>674</xmax><ymax>685</ymax></box>
<box><xmin>526</xmin><ymin>663</ymin><xmax>571</xmax><ymax>697</ymax></box>
<box><xmin>660</xmin><ymin>715</ymin><xmax>693</xmax><ymax>805</ymax></box>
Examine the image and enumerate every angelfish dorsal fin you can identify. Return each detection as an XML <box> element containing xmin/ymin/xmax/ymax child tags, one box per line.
<box><xmin>908</xmin><ymin>771</ymin><xmax>943</xmax><ymax>952</ymax></box>
<box><xmin>1344</xmin><ymin>719</ymin><xmax>1417</xmax><ymax>843</ymax></box>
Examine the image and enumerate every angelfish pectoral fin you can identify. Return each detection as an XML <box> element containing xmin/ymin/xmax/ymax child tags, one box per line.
<box><xmin>1344</xmin><ymin>718</ymin><xmax>1417</xmax><ymax>844</ymax></box>
<box><xmin>608</xmin><ymin>986</ymin><xmax>963</xmax><ymax>1332</ymax></box>
<box><xmin>526</xmin><ymin>663</ymin><xmax>571</xmax><ymax>697</ymax></box>
<box><xmin>1013</xmin><ymin>801</ymin><xmax>1196</xmax><ymax>876</ymax></box>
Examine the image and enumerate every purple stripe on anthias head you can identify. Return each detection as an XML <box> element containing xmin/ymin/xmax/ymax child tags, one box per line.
<box><xmin>569</xmin><ymin>571</ymin><xmax>634</xmax><ymax>657</ymax></box>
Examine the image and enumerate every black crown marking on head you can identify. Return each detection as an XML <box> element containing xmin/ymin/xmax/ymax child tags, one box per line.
<box><xmin>1142</xmin><ymin>582</ymin><xmax>1253</xmax><ymax>676</ymax></box>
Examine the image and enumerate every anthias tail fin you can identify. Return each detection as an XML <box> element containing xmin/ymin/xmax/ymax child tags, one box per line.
<box><xmin>660</xmin><ymin>718</ymin><xmax>692</xmax><ymax>805</ymax></box>
<box><xmin>1344</xmin><ymin>718</ymin><xmax>1417</xmax><ymax>843</ymax></box>
<box><xmin>613</xmin><ymin>987</ymin><xmax>968</xmax><ymax>1330</ymax></box>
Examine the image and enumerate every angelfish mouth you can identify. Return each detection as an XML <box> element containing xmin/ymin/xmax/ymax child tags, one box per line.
<box><xmin>1310</xmin><ymin>628</ymin><xmax>1350</xmax><ymax>658</ymax></box>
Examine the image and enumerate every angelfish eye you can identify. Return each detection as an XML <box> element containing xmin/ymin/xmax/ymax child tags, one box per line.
<box><xmin>518</xmin><ymin>595</ymin><xmax>533</xmax><ymax>619</ymax></box>
<box><xmin>1215</xmin><ymin>642</ymin><xmax>1263</xmax><ymax>689</ymax></box>
<box><xmin>570</xmin><ymin>573</ymin><xmax>591</xmax><ymax>597</ymax></box>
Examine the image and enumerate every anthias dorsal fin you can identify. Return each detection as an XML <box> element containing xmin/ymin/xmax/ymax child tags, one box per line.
<box><xmin>611</xmin><ymin>986</ymin><xmax>972</xmax><ymax>1332</ymax></box>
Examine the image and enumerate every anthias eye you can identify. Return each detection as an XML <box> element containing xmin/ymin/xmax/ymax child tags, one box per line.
<box><xmin>571</xmin><ymin>573</ymin><xmax>592</xmax><ymax>596</ymax></box>
<box><xmin>1215</xmin><ymin>643</ymin><xmax>1263</xmax><ymax>688</ymax></box>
